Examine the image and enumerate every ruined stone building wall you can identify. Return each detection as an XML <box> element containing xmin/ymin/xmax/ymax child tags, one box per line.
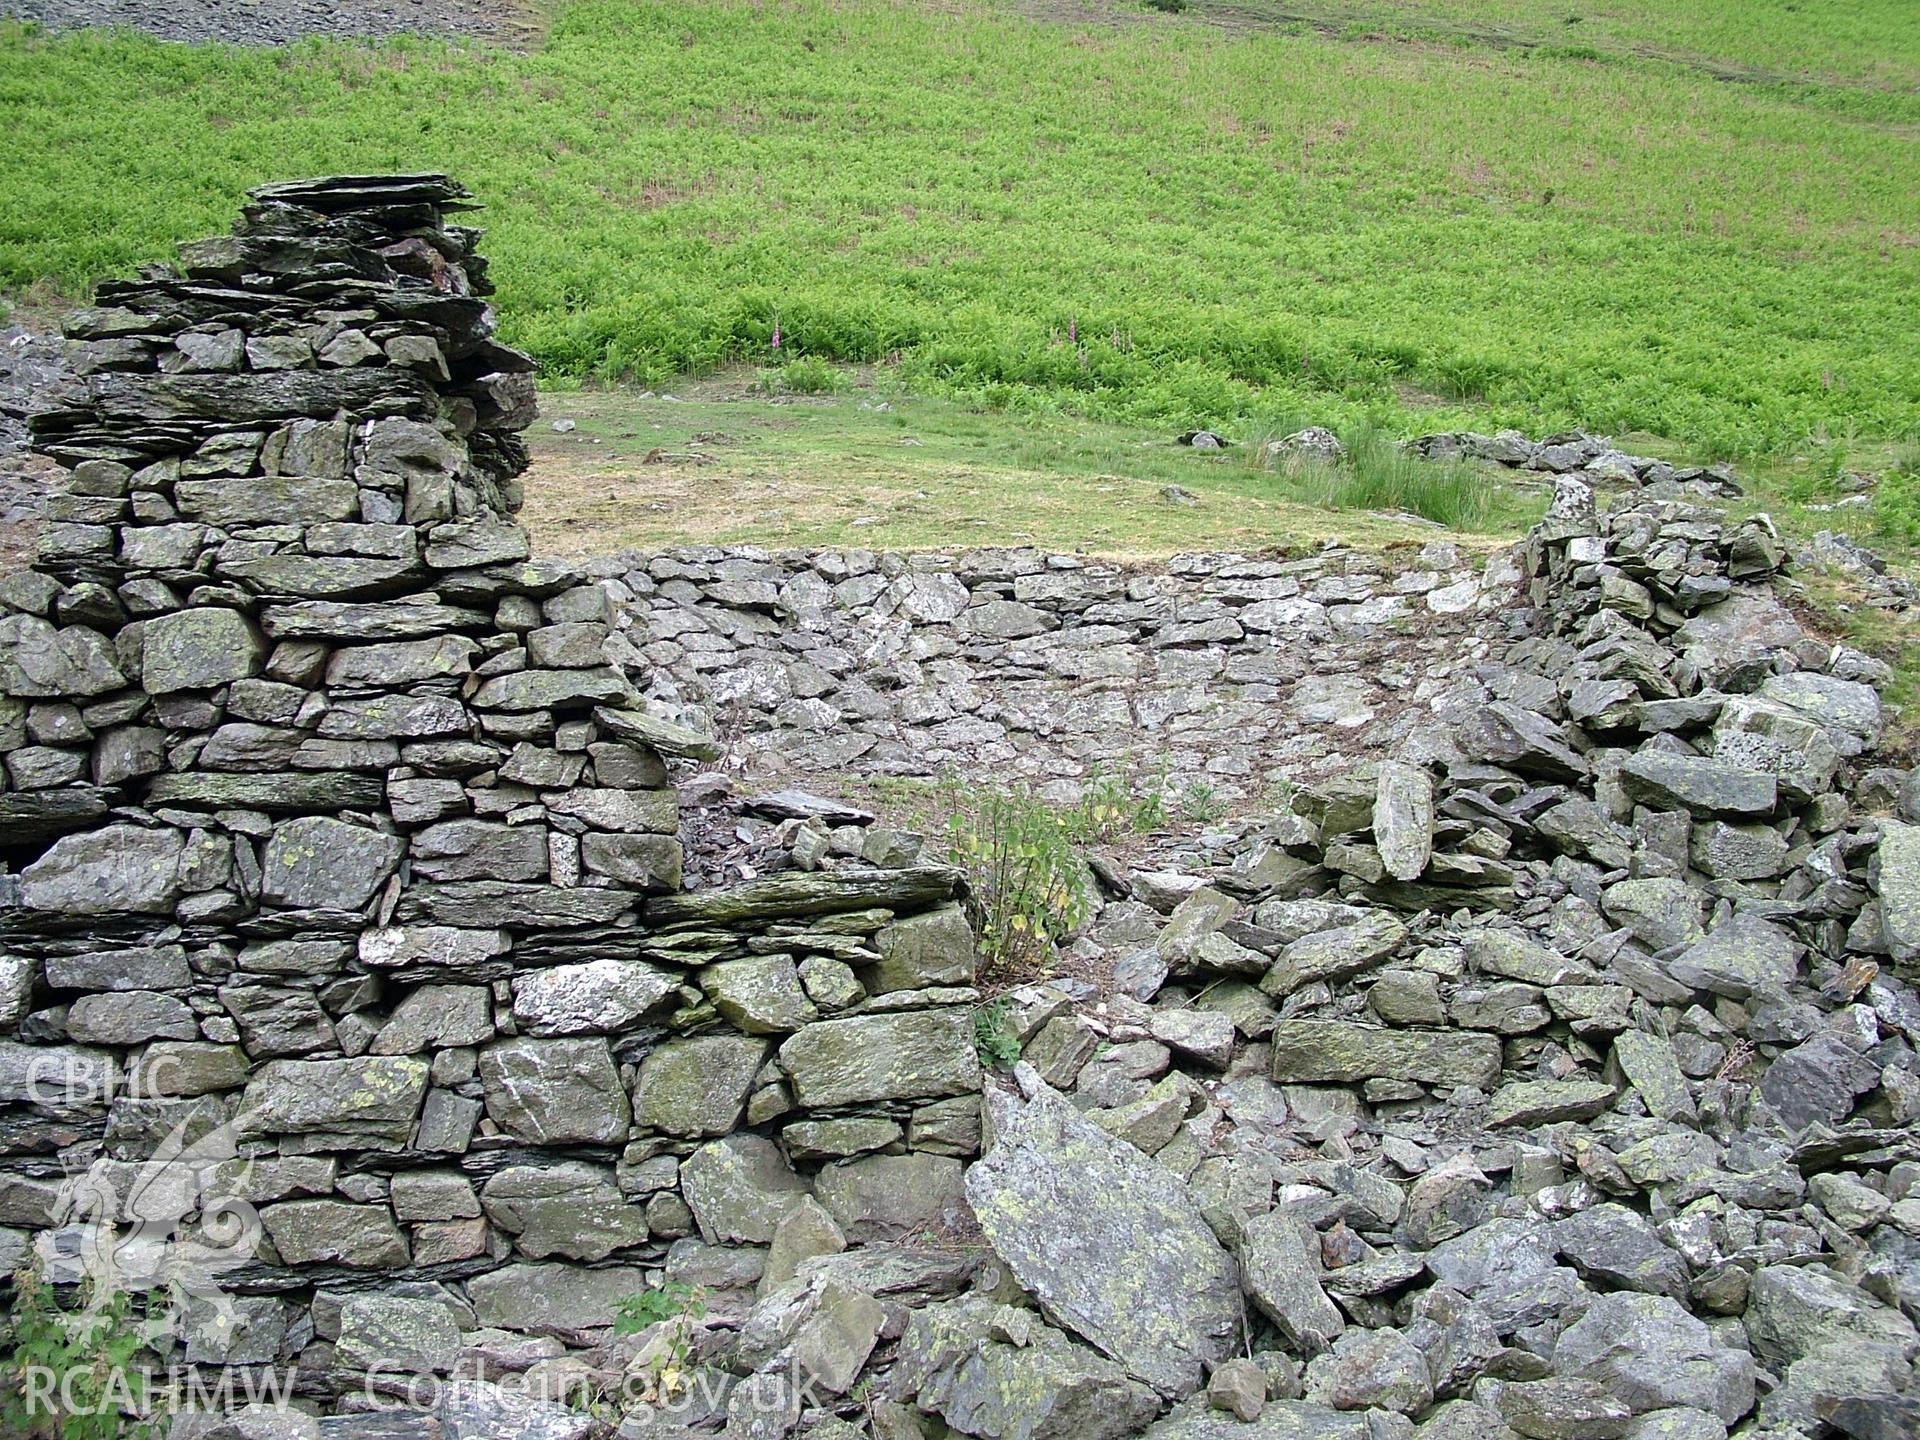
<box><xmin>0</xmin><ymin>176</ymin><xmax>983</xmax><ymax>1397</ymax></box>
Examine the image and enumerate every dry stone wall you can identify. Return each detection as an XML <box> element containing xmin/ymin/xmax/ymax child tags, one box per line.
<box><xmin>0</xmin><ymin>177</ymin><xmax>985</xmax><ymax>1435</ymax></box>
<box><xmin>587</xmin><ymin>538</ymin><xmax>1523</xmax><ymax>798</ymax></box>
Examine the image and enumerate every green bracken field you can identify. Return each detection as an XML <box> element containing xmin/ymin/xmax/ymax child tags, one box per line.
<box><xmin>1</xmin><ymin>0</ymin><xmax>1917</xmax><ymax>460</ymax></box>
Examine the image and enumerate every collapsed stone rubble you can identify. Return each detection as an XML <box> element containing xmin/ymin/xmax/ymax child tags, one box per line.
<box><xmin>0</xmin><ymin>175</ymin><xmax>1916</xmax><ymax>1440</ymax></box>
<box><xmin>910</xmin><ymin>472</ymin><xmax>1920</xmax><ymax>1440</ymax></box>
<box><xmin>1405</xmin><ymin>428</ymin><xmax>1742</xmax><ymax>498</ymax></box>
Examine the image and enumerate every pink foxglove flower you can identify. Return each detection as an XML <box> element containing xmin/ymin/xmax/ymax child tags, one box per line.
<box><xmin>1068</xmin><ymin>315</ymin><xmax>1078</xmax><ymax>346</ymax></box>
<box><xmin>771</xmin><ymin>317</ymin><xmax>782</xmax><ymax>352</ymax></box>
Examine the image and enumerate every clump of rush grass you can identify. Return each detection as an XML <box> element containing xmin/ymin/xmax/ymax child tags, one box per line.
<box><xmin>1248</xmin><ymin>424</ymin><xmax>1503</xmax><ymax>529</ymax></box>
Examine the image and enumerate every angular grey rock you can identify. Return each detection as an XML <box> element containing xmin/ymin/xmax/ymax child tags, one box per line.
<box><xmin>702</xmin><ymin>953</ymin><xmax>818</xmax><ymax>1033</ymax></box>
<box><xmin>1601</xmin><ymin>879</ymin><xmax>1706</xmax><ymax>952</ymax></box>
<box><xmin>260</xmin><ymin>1199</ymin><xmax>407</xmax><ymax>1269</ymax></box>
<box><xmin>370</xmin><ymin>984</ymin><xmax>493</xmax><ymax>1055</ymax></box>
<box><xmin>1743</xmin><ymin>1263</ymin><xmax>1918</xmax><ymax>1367</ymax></box>
<box><xmin>433</xmin><ymin>1378</ymin><xmax>598</xmax><ymax>1440</ymax></box>
<box><xmin>66</xmin><ymin>991</ymin><xmax>198</xmax><ymax>1046</ymax></box>
<box><xmin>21</xmin><ymin>825</ymin><xmax>183</xmax><ymax>914</ymax></box>
<box><xmin>870</xmin><ymin>904</ymin><xmax>977</xmax><ymax>992</ymax></box>
<box><xmin>778</xmin><ymin>1009</ymin><xmax>980</xmax><ymax>1108</ymax></box>
<box><xmin>1467</xmin><ymin>931</ymin><xmax>1593</xmax><ymax>987</ymax></box>
<box><xmin>1487</xmin><ymin>1078</ymin><xmax>1616</xmax><ymax>1127</ymax></box>
<box><xmin>1611</xmin><ymin>1031</ymin><xmax>1697</xmax><ymax>1124</ymax></box>
<box><xmin>0</xmin><ymin>616</ymin><xmax>126</xmax><ymax>698</ymax></box>
<box><xmin>1553</xmin><ymin>1204</ymin><xmax>1688</xmax><ymax>1300</ymax></box>
<box><xmin>1374</xmin><ymin>761</ymin><xmax>1434</xmax><ymax>882</ymax></box>
<box><xmin>1664</xmin><ymin>914</ymin><xmax>1798</xmax><ymax>999</ymax></box>
<box><xmin>679</xmin><ymin>1133</ymin><xmax>810</xmax><ymax>1244</ymax></box>
<box><xmin>634</xmin><ymin>1035</ymin><xmax>768</xmax><ymax>1137</ymax></box>
<box><xmin>1306</xmin><ymin>1325</ymin><xmax>1433</xmax><ymax>1414</ymax></box>
<box><xmin>335</xmin><ymin>1294</ymin><xmax>461</xmax><ymax>1376</ymax></box>
<box><xmin>1265</xmin><ymin>913</ymin><xmax>1407</xmax><ymax>995</ymax></box>
<box><xmin>1269</xmin><ymin>1021</ymin><xmax>1500</xmax><ymax>1088</ymax></box>
<box><xmin>1619</xmin><ymin>752</ymin><xmax>1776</xmax><ymax>818</ymax></box>
<box><xmin>509</xmin><ymin>958</ymin><xmax>675</xmax><ymax>1036</ymax></box>
<box><xmin>465</xmin><ymin>1263</ymin><xmax>650</xmax><ymax>1334</ymax></box>
<box><xmin>891</xmin><ymin>1298</ymin><xmax>1161</xmax><ymax>1440</ymax></box>
<box><xmin>1457</xmin><ymin>702</ymin><xmax>1589</xmax><ymax>781</ymax></box>
<box><xmin>1494</xmin><ymin>1377</ymin><xmax>1633</xmax><ymax>1440</ymax></box>
<box><xmin>1552</xmin><ymin>1293</ymin><xmax>1754</xmax><ymax>1426</ymax></box>
<box><xmin>477</xmin><ymin>1038</ymin><xmax>629</xmax><ymax>1144</ymax></box>
<box><xmin>258</xmin><ymin>816</ymin><xmax>403</xmax><ymax>910</ymax></box>
<box><xmin>133</xmin><ymin>608</ymin><xmax>268</xmax><ymax>694</ymax></box>
<box><xmin>239</xmin><ymin>1057</ymin><xmax>429</xmax><ymax>1150</ymax></box>
<box><xmin>1140</xmin><ymin>1400</ymin><xmax>1369</xmax><ymax>1440</ymax></box>
<box><xmin>1758</xmin><ymin>1033</ymin><xmax>1881</xmax><ymax>1132</ymax></box>
<box><xmin>1241</xmin><ymin>1210</ymin><xmax>1345</xmax><ymax>1352</ymax></box>
<box><xmin>1878</xmin><ymin>820</ymin><xmax>1920</xmax><ymax>965</ymax></box>
<box><xmin>965</xmin><ymin>1073</ymin><xmax>1241</xmax><ymax>1396</ymax></box>
<box><xmin>480</xmin><ymin>1162</ymin><xmax>649</xmax><ymax>1260</ymax></box>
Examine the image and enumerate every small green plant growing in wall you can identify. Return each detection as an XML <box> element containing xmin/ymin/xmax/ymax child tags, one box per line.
<box><xmin>938</xmin><ymin>780</ymin><xmax>1094</xmax><ymax>979</ymax></box>
<box><xmin>973</xmin><ymin>999</ymin><xmax>1023</xmax><ymax>1070</ymax></box>
<box><xmin>614</xmin><ymin>1282</ymin><xmax>706</xmax><ymax>1405</ymax></box>
<box><xmin>0</xmin><ymin>1261</ymin><xmax>156</xmax><ymax>1440</ymax></box>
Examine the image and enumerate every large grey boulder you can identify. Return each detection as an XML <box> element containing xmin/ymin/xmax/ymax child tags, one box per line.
<box><xmin>21</xmin><ymin>824</ymin><xmax>183</xmax><ymax>914</ymax></box>
<box><xmin>870</xmin><ymin>904</ymin><xmax>978</xmax><ymax>992</ymax></box>
<box><xmin>778</xmin><ymin>1009</ymin><xmax>980</xmax><ymax>1108</ymax></box>
<box><xmin>479</xmin><ymin>1162</ymin><xmax>650</xmax><ymax>1260</ymax></box>
<box><xmin>634</xmin><ymin>1035</ymin><xmax>768</xmax><ymax>1137</ymax></box>
<box><xmin>137</xmin><ymin>608</ymin><xmax>267</xmax><ymax>693</ymax></box>
<box><xmin>465</xmin><ymin>1264</ymin><xmax>648</xmax><ymax>1335</ymax></box>
<box><xmin>433</xmin><ymin>1378</ymin><xmax>598</xmax><ymax>1440</ymax></box>
<box><xmin>1373</xmin><ymin>761</ymin><xmax>1434</xmax><ymax>882</ymax></box>
<box><xmin>965</xmin><ymin>1070</ymin><xmax>1241</xmax><ymax>1397</ymax></box>
<box><xmin>891</xmin><ymin>1298</ymin><xmax>1160</xmax><ymax>1440</ymax></box>
<box><xmin>238</xmin><ymin>1057</ymin><xmax>429</xmax><ymax>1151</ymax></box>
<box><xmin>509</xmin><ymin>958</ymin><xmax>675</xmax><ymax>1036</ymax></box>
<box><xmin>702</xmin><ymin>953</ymin><xmax>818</xmax><ymax>1033</ymax></box>
<box><xmin>1757</xmin><ymin>1033</ymin><xmax>1880</xmax><ymax>1132</ymax></box>
<box><xmin>1268</xmin><ymin>1021</ymin><xmax>1500</xmax><ymax>1088</ymax></box>
<box><xmin>1240</xmin><ymin>1210</ymin><xmax>1345</xmax><ymax>1351</ymax></box>
<box><xmin>1877</xmin><ymin>820</ymin><xmax>1920</xmax><ymax>965</ymax></box>
<box><xmin>334</xmin><ymin>1294</ymin><xmax>461</xmax><ymax>1376</ymax></box>
<box><xmin>1552</xmin><ymin>1293</ymin><xmax>1753</xmax><ymax>1426</ymax></box>
<box><xmin>258</xmin><ymin>817</ymin><xmax>403</xmax><ymax>910</ymax></box>
<box><xmin>679</xmin><ymin>1133</ymin><xmax>810</xmax><ymax>1244</ymax></box>
<box><xmin>1619</xmin><ymin>752</ymin><xmax>1775</xmax><ymax>818</ymax></box>
<box><xmin>1139</xmin><ymin>1401</ymin><xmax>1370</xmax><ymax>1439</ymax></box>
<box><xmin>0</xmin><ymin>615</ymin><xmax>125</xmax><ymax>697</ymax></box>
<box><xmin>259</xmin><ymin>1199</ymin><xmax>407</xmax><ymax>1268</ymax></box>
<box><xmin>1664</xmin><ymin>913</ymin><xmax>1798</xmax><ymax>999</ymax></box>
<box><xmin>1743</xmin><ymin>1263</ymin><xmax>1918</xmax><ymax>1367</ymax></box>
<box><xmin>1553</xmin><ymin>1204</ymin><xmax>1687</xmax><ymax>1300</ymax></box>
<box><xmin>1265</xmin><ymin>913</ymin><xmax>1407</xmax><ymax>995</ymax></box>
<box><xmin>478</xmin><ymin>1038</ymin><xmax>629</xmax><ymax>1145</ymax></box>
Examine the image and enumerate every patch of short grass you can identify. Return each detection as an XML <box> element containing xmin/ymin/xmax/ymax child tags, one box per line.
<box><xmin>518</xmin><ymin>377</ymin><xmax>1540</xmax><ymax>557</ymax></box>
<box><xmin>1248</xmin><ymin>424</ymin><xmax>1517</xmax><ymax>529</ymax></box>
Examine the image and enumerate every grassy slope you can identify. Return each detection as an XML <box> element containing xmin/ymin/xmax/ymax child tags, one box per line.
<box><xmin>0</xmin><ymin>0</ymin><xmax>1916</xmax><ymax>459</ymax></box>
<box><xmin>521</xmin><ymin>376</ymin><xmax>1539</xmax><ymax>556</ymax></box>
<box><xmin>1197</xmin><ymin>0</ymin><xmax>1920</xmax><ymax>86</ymax></box>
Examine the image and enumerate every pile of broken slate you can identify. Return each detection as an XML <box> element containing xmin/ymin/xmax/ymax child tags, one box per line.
<box><xmin>877</xmin><ymin>470</ymin><xmax>1919</xmax><ymax>1440</ymax></box>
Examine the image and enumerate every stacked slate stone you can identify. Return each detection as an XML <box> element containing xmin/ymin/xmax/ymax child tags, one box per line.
<box><xmin>599</xmin><ymin>536</ymin><xmax>1507</xmax><ymax>791</ymax></box>
<box><xmin>0</xmin><ymin>178</ymin><xmax>985</xmax><ymax>1437</ymax></box>
<box><xmin>905</xmin><ymin>477</ymin><xmax>1918</xmax><ymax>1440</ymax></box>
<box><xmin>1407</xmin><ymin>428</ymin><xmax>1741</xmax><ymax>498</ymax></box>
